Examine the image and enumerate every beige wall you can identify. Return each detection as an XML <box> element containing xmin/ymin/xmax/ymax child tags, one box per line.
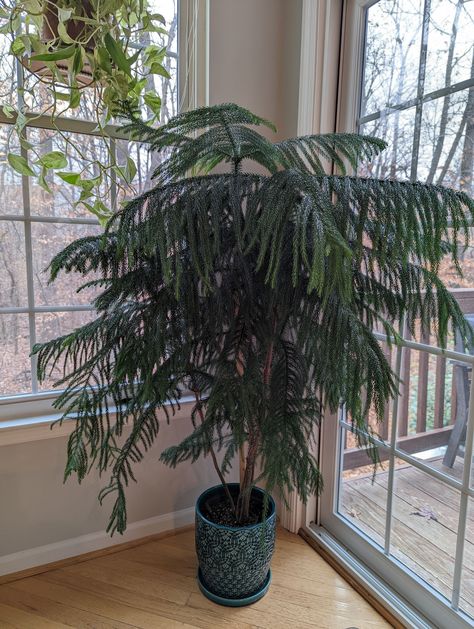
<box><xmin>209</xmin><ymin>0</ymin><xmax>302</xmax><ymax>140</ymax></box>
<box><xmin>0</xmin><ymin>0</ymin><xmax>302</xmax><ymax>562</ymax></box>
<box><xmin>0</xmin><ymin>410</ymin><xmax>235</xmax><ymax>556</ymax></box>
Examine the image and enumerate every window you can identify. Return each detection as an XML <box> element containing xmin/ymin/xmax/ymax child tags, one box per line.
<box><xmin>319</xmin><ymin>2</ymin><xmax>474</xmax><ymax>627</ymax></box>
<box><xmin>359</xmin><ymin>0</ymin><xmax>473</xmax><ymax>191</ymax></box>
<box><xmin>0</xmin><ymin>2</ymin><xmax>178</xmax><ymax>405</ymax></box>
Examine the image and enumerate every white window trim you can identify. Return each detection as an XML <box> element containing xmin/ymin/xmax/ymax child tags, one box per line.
<box><xmin>179</xmin><ymin>0</ymin><xmax>209</xmax><ymax>112</ymax></box>
<box><xmin>0</xmin><ymin>0</ymin><xmax>209</xmax><ymax>436</ymax></box>
<box><xmin>278</xmin><ymin>0</ymin><xmax>343</xmax><ymax>532</ymax></box>
<box><xmin>0</xmin><ymin>394</ymin><xmax>197</xmax><ymax>446</ymax></box>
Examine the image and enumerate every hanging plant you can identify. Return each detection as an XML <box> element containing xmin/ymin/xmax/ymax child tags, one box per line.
<box><xmin>0</xmin><ymin>0</ymin><xmax>175</xmax><ymax>219</ymax></box>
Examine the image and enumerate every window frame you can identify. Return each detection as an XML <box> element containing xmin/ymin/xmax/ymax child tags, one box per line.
<box><xmin>313</xmin><ymin>1</ymin><xmax>474</xmax><ymax>627</ymax></box>
<box><xmin>0</xmin><ymin>0</ymin><xmax>209</xmax><ymax>429</ymax></box>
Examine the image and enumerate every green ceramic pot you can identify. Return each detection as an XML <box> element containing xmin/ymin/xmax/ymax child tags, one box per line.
<box><xmin>195</xmin><ymin>483</ymin><xmax>276</xmax><ymax>606</ymax></box>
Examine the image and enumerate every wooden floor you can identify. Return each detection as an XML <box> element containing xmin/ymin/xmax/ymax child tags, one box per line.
<box><xmin>0</xmin><ymin>528</ymin><xmax>390</xmax><ymax>628</ymax></box>
<box><xmin>341</xmin><ymin>457</ymin><xmax>474</xmax><ymax>619</ymax></box>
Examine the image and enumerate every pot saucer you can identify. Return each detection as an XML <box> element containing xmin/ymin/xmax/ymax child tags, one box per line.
<box><xmin>197</xmin><ymin>568</ymin><xmax>271</xmax><ymax>607</ymax></box>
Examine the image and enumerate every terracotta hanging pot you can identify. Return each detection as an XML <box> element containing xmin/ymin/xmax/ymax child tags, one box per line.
<box><xmin>22</xmin><ymin>1</ymin><xmax>96</xmax><ymax>86</ymax></box>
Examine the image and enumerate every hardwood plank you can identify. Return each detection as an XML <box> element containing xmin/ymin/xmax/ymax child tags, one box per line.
<box><xmin>0</xmin><ymin>586</ymin><xmax>136</xmax><ymax>629</ymax></box>
<box><xmin>117</xmin><ymin>542</ymin><xmax>198</xmax><ymax>579</ymax></box>
<box><xmin>78</xmin><ymin>554</ymin><xmax>199</xmax><ymax>595</ymax></box>
<box><xmin>0</xmin><ymin>528</ymin><xmax>390</xmax><ymax>629</ymax></box>
<box><xmin>187</xmin><ymin>590</ymin><xmax>387</xmax><ymax>629</ymax></box>
<box><xmin>0</xmin><ymin>602</ymin><xmax>70</xmax><ymax>629</ymax></box>
<box><xmin>36</xmin><ymin>571</ymin><xmax>256</xmax><ymax>629</ymax></box>
<box><xmin>299</xmin><ymin>528</ymin><xmax>406</xmax><ymax>629</ymax></box>
<box><xmin>10</xmin><ymin>577</ymin><xmax>199</xmax><ymax>629</ymax></box>
<box><xmin>272</xmin><ymin>527</ymin><xmax>308</xmax><ymax>545</ymax></box>
<box><xmin>60</xmin><ymin>558</ymin><xmax>192</xmax><ymax>606</ymax></box>
<box><xmin>0</xmin><ymin>525</ymin><xmax>195</xmax><ymax>587</ymax></box>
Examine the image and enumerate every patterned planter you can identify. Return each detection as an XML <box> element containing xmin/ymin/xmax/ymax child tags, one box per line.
<box><xmin>195</xmin><ymin>483</ymin><xmax>276</xmax><ymax>606</ymax></box>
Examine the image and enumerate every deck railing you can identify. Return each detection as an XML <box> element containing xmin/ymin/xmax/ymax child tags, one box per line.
<box><xmin>343</xmin><ymin>288</ymin><xmax>474</xmax><ymax>470</ymax></box>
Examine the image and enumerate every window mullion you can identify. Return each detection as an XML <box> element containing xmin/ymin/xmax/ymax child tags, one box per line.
<box><xmin>358</xmin><ymin>77</ymin><xmax>474</xmax><ymax>126</ymax></box>
<box><xmin>110</xmin><ymin>138</ymin><xmax>117</xmax><ymax>212</ymax></box>
<box><xmin>0</xmin><ymin>305</ymin><xmax>94</xmax><ymax>315</ymax></box>
<box><xmin>16</xmin><ymin>59</ymin><xmax>37</xmax><ymax>393</ymax></box>
<box><xmin>0</xmin><ymin>110</ymin><xmax>131</xmax><ymax>140</ymax></box>
<box><xmin>0</xmin><ymin>214</ymin><xmax>100</xmax><ymax>226</ymax></box>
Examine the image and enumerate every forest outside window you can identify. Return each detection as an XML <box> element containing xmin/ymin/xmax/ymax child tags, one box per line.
<box><xmin>358</xmin><ymin>0</ymin><xmax>473</xmax><ymax>199</ymax></box>
<box><xmin>0</xmin><ymin>1</ymin><xmax>178</xmax><ymax>406</ymax></box>
<box><xmin>356</xmin><ymin>0</ymin><xmax>474</xmax><ymax>308</ymax></box>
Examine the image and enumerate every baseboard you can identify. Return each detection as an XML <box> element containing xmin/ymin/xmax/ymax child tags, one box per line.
<box><xmin>0</xmin><ymin>506</ymin><xmax>195</xmax><ymax>582</ymax></box>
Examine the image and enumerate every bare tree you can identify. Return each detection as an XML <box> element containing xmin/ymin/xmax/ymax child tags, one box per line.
<box><xmin>426</xmin><ymin>0</ymin><xmax>463</xmax><ymax>183</ymax></box>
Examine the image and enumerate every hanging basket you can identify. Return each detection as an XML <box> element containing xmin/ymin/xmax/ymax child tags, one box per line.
<box><xmin>21</xmin><ymin>1</ymin><xmax>96</xmax><ymax>87</ymax></box>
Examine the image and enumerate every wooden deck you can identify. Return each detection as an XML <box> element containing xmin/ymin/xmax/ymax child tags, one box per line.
<box><xmin>0</xmin><ymin>528</ymin><xmax>390</xmax><ymax>628</ymax></box>
<box><xmin>341</xmin><ymin>457</ymin><xmax>474</xmax><ymax>619</ymax></box>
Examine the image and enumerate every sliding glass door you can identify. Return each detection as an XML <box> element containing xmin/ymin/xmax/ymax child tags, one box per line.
<box><xmin>319</xmin><ymin>1</ymin><xmax>474</xmax><ymax>627</ymax></box>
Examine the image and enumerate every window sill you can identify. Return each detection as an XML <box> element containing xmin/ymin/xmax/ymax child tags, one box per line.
<box><xmin>0</xmin><ymin>396</ymin><xmax>196</xmax><ymax>446</ymax></box>
<box><xmin>0</xmin><ymin>415</ymin><xmax>75</xmax><ymax>446</ymax></box>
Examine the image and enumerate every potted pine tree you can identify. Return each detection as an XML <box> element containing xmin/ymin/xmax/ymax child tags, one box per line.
<box><xmin>33</xmin><ymin>103</ymin><xmax>474</xmax><ymax>606</ymax></box>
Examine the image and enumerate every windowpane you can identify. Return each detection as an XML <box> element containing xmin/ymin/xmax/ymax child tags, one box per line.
<box><xmin>32</xmin><ymin>222</ymin><xmax>102</xmax><ymax>307</ymax></box>
<box><xmin>361</xmin><ymin>0</ymin><xmax>423</xmax><ymax>117</ymax></box>
<box><xmin>148</xmin><ymin>0</ymin><xmax>178</xmax><ymax>51</ymax></box>
<box><xmin>0</xmin><ymin>2</ymin><xmax>178</xmax><ymax>404</ymax></box>
<box><xmin>21</xmin><ymin>0</ymin><xmax>178</xmax><ymax>123</ymax></box>
<box><xmin>28</xmin><ymin>128</ymin><xmax>112</xmax><ymax>219</ymax></box>
<box><xmin>359</xmin><ymin>108</ymin><xmax>416</xmax><ymax>180</ymax></box>
<box><xmin>115</xmin><ymin>140</ymin><xmax>160</xmax><ymax>203</ymax></box>
<box><xmin>0</xmin><ymin>33</ymin><xmax>17</xmax><ymax>108</ymax></box>
<box><xmin>35</xmin><ymin>310</ymin><xmax>95</xmax><ymax>392</ymax></box>
<box><xmin>22</xmin><ymin>77</ymin><xmax>104</xmax><ymax>122</ymax></box>
<box><xmin>395</xmin><ymin>343</ymin><xmax>467</xmax><ymax>482</ymax></box>
<box><xmin>0</xmin><ymin>220</ymin><xmax>27</xmax><ymax>308</ymax></box>
<box><xmin>438</xmin><ymin>227</ymin><xmax>474</xmax><ymax>288</ymax></box>
<box><xmin>0</xmin><ymin>314</ymin><xmax>31</xmax><ymax>396</ymax></box>
<box><xmin>424</xmin><ymin>0</ymin><xmax>474</xmax><ymax>96</ymax></box>
<box><xmin>0</xmin><ymin>125</ymin><xmax>23</xmax><ymax>216</ymax></box>
<box><xmin>337</xmin><ymin>0</ymin><xmax>474</xmax><ymax>624</ymax></box>
<box><xmin>417</xmin><ymin>91</ymin><xmax>473</xmax><ymax>192</ymax></box>
<box><xmin>338</xmin><ymin>428</ymin><xmax>387</xmax><ymax>548</ymax></box>
<box><xmin>391</xmin><ymin>464</ymin><xmax>460</xmax><ymax>603</ymax></box>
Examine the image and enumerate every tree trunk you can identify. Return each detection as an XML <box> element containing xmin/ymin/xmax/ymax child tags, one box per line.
<box><xmin>426</xmin><ymin>0</ymin><xmax>462</xmax><ymax>184</ymax></box>
<box><xmin>236</xmin><ymin>315</ymin><xmax>276</xmax><ymax>523</ymax></box>
<box><xmin>459</xmin><ymin>64</ymin><xmax>474</xmax><ymax>196</ymax></box>
<box><xmin>437</xmin><ymin>47</ymin><xmax>474</xmax><ymax>186</ymax></box>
